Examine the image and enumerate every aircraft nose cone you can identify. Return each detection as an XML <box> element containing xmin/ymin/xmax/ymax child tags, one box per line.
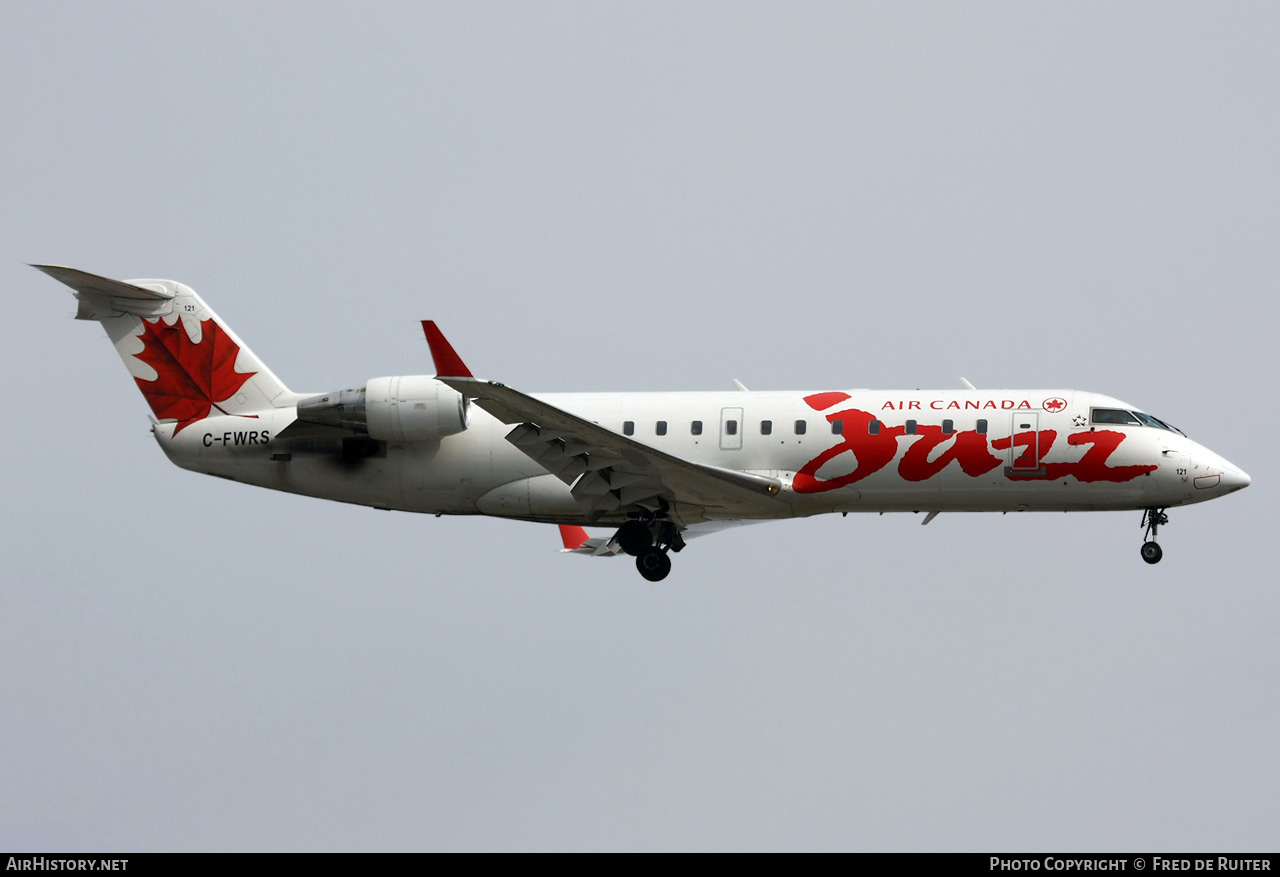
<box><xmin>1221</xmin><ymin>464</ymin><xmax>1251</xmax><ymax>492</ymax></box>
<box><xmin>1189</xmin><ymin>446</ymin><xmax>1250</xmax><ymax>495</ymax></box>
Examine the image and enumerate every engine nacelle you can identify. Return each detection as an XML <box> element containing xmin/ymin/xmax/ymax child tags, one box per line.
<box><xmin>365</xmin><ymin>375</ymin><xmax>469</xmax><ymax>442</ymax></box>
<box><xmin>294</xmin><ymin>376</ymin><xmax>469</xmax><ymax>442</ymax></box>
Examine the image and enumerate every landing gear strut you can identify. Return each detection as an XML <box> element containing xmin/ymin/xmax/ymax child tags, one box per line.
<box><xmin>614</xmin><ymin>517</ymin><xmax>685</xmax><ymax>581</ymax></box>
<box><xmin>1140</xmin><ymin>507</ymin><xmax>1169</xmax><ymax>565</ymax></box>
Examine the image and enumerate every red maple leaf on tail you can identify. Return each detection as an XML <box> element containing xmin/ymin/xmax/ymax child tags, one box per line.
<box><xmin>132</xmin><ymin>317</ymin><xmax>256</xmax><ymax>434</ymax></box>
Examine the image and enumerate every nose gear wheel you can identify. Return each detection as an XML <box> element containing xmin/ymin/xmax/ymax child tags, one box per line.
<box><xmin>1140</xmin><ymin>508</ymin><xmax>1169</xmax><ymax>565</ymax></box>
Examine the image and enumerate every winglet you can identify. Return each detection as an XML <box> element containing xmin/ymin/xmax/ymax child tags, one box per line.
<box><xmin>558</xmin><ymin>525</ymin><xmax>590</xmax><ymax>551</ymax></box>
<box><xmin>421</xmin><ymin>321</ymin><xmax>474</xmax><ymax>378</ymax></box>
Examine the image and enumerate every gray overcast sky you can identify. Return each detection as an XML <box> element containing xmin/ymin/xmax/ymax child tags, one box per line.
<box><xmin>2</xmin><ymin>1</ymin><xmax>1276</xmax><ymax>851</ymax></box>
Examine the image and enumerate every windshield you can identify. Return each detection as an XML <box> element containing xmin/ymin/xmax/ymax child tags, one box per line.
<box><xmin>1091</xmin><ymin>408</ymin><xmax>1141</xmax><ymax>426</ymax></box>
<box><xmin>1092</xmin><ymin>407</ymin><xmax>1185</xmax><ymax>436</ymax></box>
<box><xmin>1133</xmin><ymin>411</ymin><xmax>1185</xmax><ymax>436</ymax></box>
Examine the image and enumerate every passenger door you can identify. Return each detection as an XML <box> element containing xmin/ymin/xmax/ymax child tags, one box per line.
<box><xmin>1008</xmin><ymin>412</ymin><xmax>1044</xmax><ymax>474</ymax></box>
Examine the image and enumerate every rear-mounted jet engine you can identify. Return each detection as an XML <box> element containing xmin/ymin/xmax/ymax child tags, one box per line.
<box><xmin>294</xmin><ymin>376</ymin><xmax>470</xmax><ymax>442</ymax></box>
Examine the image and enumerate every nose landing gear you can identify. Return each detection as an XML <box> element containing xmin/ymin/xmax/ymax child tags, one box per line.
<box><xmin>1140</xmin><ymin>507</ymin><xmax>1169</xmax><ymax>564</ymax></box>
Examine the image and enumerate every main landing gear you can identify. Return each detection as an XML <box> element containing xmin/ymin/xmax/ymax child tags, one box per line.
<box><xmin>1140</xmin><ymin>507</ymin><xmax>1169</xmax><ymax>565</ymax></box>
<box><xmin>615</xmin><ymin>519</ymin><xmax>685</xmax><ymax>582</ymax></box>
<box><xmin>636</xmin><ymin>548</ymin><xmax>671</xmax><ymax>582</ymax></box>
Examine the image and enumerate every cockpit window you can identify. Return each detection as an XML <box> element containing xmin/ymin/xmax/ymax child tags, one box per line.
<box><xmin>1091</xmin><ymin>408</ymin><xmax>1142</xmax><ymax>426</ymax></box>
<box><xmin>1092</xmin><ymin>407</ymin><xmax>1185</xmax><ymax>435</ymax></box>
<box><xmin>1133</xmin><ymin>411</ymin><xmax>1185</xmax><ymax>436</ymax></box>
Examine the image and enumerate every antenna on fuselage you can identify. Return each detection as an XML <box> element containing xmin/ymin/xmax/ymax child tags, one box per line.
<box><xmin>732</xmin><ymin>379</ymin><xmax>749</xmax><ymax>392</ymax></box>
<box><xmin>959</xmin><ymin>377</ymin><xmax>977</xmax><ymax>390</ymax></box>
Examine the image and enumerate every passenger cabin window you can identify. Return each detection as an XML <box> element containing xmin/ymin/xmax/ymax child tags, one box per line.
<box><xmin>905</xmin><ymin>419</ymin><xmax>917</xmax><ymax>434</ymax></box>
<box><xmin>942</xmin><ymin>419</ymin><xmax>954</xmax><ymax>435</ymax></box>
<box><xmin>976</xmin><ymin>419</ymin><xmax>988</xmax><ymax>434</ymax></box>
<box><xmin>655</xmin><ymin>421</ymin><xmax>667</xmax><ymax>436</ymax></box>
<box><xmin>691</xmin><ymin>421</ymin><xmax>702</xmax><ymax>436</ymax></box>
<box><xmin>623</xmin><ymin>421</ymin><xmax>635</xmax><ymax>436</ymax></box>
<box><xmin>794</xmin><ymin>420</ymin><xmax>807</xmax><ymax>435</ymax></box>
<box><xmin>760</xmin><ymin>420</ymin><xmax>773</xmax><ymax>436</ymax></box>
<box><xmin>832</xmin><ymin>421</ymin><xmax>844</xmax><ymax>435</ymax></box>
<box><xmin>1092</xmin><ymin>408</ymin><xmax>1142</xmax><ymax>426</ymax></box>
<box><xmin>868</xmin><ymin>420</ymin><xmax>881</xmax><ymax>435</ymax></box>
<box><xmin>725</xmin><ymin>420</ymin><xmax>738</xmax><ymax>436</ymax></box>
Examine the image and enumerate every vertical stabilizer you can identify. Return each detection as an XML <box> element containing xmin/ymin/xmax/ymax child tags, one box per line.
<box><xmin>35</xmin><ymin>265</ymin><xmax>294</xmax><ymax>433</ymax></box>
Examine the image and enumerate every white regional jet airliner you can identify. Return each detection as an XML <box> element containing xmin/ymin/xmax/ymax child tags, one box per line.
<box><xmin>40</xmin><ymin>265</ymin><xmax>1250</xmax><ymax>581</ymax></box>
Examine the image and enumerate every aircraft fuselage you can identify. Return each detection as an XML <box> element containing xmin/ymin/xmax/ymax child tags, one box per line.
<box><xmin>154</xmin><ymin>387</ymin><xmax>1247</xmax><ymax>526</ymax></box>
<box><xmin>37</xmin><ymin>264</ymin><xmax>1249</xmax><ymax>578</ymax></box>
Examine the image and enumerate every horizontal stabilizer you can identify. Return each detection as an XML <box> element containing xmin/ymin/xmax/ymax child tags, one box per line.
<box><xmin>32</xmin><ymin>264</ymin><xmax>173</xmax><ymax>301</ymax></box>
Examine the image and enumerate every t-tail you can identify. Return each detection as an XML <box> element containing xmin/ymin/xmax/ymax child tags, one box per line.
<box><xmin>34</xmin><ymin>265</ymin><xmax>297</xmax><ymax>434</ymax></box>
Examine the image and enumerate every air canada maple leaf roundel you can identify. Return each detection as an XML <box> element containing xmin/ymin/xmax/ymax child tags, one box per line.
<box><xmin>1042</xmin><ymin>397</ymin><xmax>1068</xmax><ymax>413</ymax></box>
<box><xmin>132</xmin><ymin>317</ymin><xmax>256</xmax><ymax>434</ymax></box>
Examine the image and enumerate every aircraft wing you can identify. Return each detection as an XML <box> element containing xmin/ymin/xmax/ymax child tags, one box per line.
<box><xmin>558</xmin><ymin>525</ymin><xmax>619</xmax><ymax>556</ymax></box>
<box><xmin>437</xmin><ymin>376</ymin><xmax>783</xmax><ymax>523</ymax></box>
<box><xmin>557</xmin><ymin>519</ymin><xmax>766</xmax><ymax>557</ymax></box>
